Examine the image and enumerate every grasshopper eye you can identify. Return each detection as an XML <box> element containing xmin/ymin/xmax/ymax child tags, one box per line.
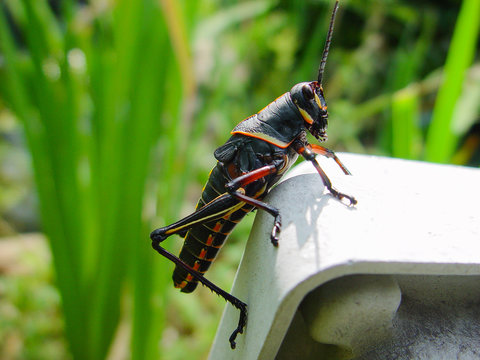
<box><xmin>302</xmin><ymin>85</ymin><xmax>314</xmax><ymax>100</ymax></box>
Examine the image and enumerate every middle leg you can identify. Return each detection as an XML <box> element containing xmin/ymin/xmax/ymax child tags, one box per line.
<box><xmin>224</xmin><ymin>164</ymin><xmax>283</xmax><ymax>245</ymax></box>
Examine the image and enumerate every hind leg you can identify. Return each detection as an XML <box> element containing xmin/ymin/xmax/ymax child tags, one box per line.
<box><xmin>150</xmin><ymin>193</ymin><xmax>239</xmax><ymax>242</ymax></box>
<box><xmin>151</xmin><ymin>236</ymin><xmax>247</xmax><ymax>349</ymax></box>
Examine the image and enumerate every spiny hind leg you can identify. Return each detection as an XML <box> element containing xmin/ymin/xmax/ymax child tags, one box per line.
<box><xmin>151</xmin><ymin>241</ymin><xmax>247</xmax><ymax>349</ymax></box>
<box><xmin>150</xmin><ymin>193</ymin><xmax>239</xmax><ymax>243</ymax></box>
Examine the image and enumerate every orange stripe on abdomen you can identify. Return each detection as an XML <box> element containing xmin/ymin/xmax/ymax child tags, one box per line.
<box><xmin>172</xmin><ymin>204</ymin><xmax>253</xmax><ymax>293</ymax></box>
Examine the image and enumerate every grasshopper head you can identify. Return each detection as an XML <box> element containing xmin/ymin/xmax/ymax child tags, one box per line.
<box><xmin>291</xmin><ymin>0</ymin><xmax>339</xmax><ymax>142</ymax></box>
<box><xmin>290</xmin><ymin>81</ymin><xmax>328</xmax><ymax>141</ymax></box>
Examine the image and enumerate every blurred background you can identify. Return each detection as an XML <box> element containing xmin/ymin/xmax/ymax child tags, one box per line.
<box><xmin>0</xmin><ymin>0</ymin><xmax>478</xmax><ymax>359</ymax></box>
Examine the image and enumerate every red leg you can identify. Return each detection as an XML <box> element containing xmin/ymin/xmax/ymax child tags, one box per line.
<box><xmin>225</xmin><ymin>164</ymin><xmax>283</xmax><ymax>245</ymax></box>
<box><xmin>310</xmin><ymin>144</ymin><xmax>352</xmax><ymax>175</ymax></box>
<box><xmin>293</xmin><ymin>141</ymin><xmax>357</xmax><ymax>206</ymax></box>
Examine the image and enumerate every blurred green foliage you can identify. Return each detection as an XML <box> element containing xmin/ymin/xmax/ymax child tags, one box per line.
<box><xmin>0</xmin><ymin>236</ymin><xmax>68</xmax><ymax>360</ymax></box>
<box><xmin>0</xmin><ymin>0</ymin><xmax>478</xmax><ymax>359</ymax></box>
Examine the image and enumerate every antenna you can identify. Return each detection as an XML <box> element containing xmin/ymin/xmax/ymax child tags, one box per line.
<box><xmin>317</xmin><ymin>1</ymin><xmax>339</xmax><ymax>85</ymax></box>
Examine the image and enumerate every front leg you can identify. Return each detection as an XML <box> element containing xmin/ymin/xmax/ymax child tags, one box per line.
<box><xmin>225</xmin><ymin>165</ymin><xmax>282</xmax><ymax>246</ymax></box>
<box><xmin>310</xmin><ymin>144</ymin><xmax>352</xmax><ymax>175</ymax></box>
<box><xmin>293</xmin><ymin>140</ymin><xmax>357</xmax><ymax>206</ymax></box>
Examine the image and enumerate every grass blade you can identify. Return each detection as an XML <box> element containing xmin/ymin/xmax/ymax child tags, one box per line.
<box><xmin>425</xmin><ymin>0</ymin><xmax>480</xmax><ymax>163</ymax></box>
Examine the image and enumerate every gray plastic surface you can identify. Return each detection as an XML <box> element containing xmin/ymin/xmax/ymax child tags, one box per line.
<box><xmin>208</xmin><ymin>154</ymin><xmax>480</xmax><ymax>360</ymax></box>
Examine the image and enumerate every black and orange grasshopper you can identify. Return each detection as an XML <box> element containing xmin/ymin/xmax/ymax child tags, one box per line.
<box><xmin>151</xmin><ymin>1</ymin><xmax>356</xmax><ymax>349</ymax></box>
